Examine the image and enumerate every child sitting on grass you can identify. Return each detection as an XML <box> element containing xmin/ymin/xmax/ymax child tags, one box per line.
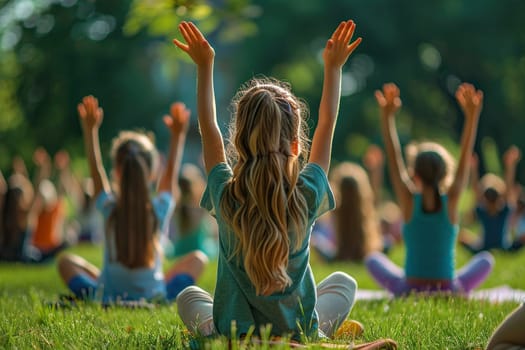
<box><xmin>57</xmin><ymin>97</ymin><xmax>207</xmax><ymax>303</ymax></box>
<box><xmin>173</xmin><ymin>20</ymin><xmax>361</xmax><ymax>342</ymax></box>
<box><xmin>460</xmin><ymin>146</ymin><xmax>521</xmax><ymax>253</ymax></box>
<box><xmin>365</xmin><ymin>82</ymin><xmax>494</xmax><ymax>296</ymax></box>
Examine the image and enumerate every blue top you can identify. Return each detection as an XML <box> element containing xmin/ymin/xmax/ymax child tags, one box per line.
<box><xmin>96</xmin><ymin>191</ymin><xmax>174</xmax><ymax>302</ymax></box>
<box><xmin>201</xmin><ymin>162</ymin><xmax>335</xmax><ymax>340</ymax></box>
<box><xmin>403</xmin><ymin>194</ymin><xmax>458</xmax><ymax>280</ymax></box>
<box><xmin>476</xmin><ymin>204</ymin><xmax>512</xmax><ymax>250</ymax></box>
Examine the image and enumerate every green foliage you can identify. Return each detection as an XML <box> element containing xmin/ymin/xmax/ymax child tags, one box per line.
<box><xmin>481</xmin><ymin>137</ymin><xmax>502</xmax><ymax>175</ymax></box>
<box><xmin>2</xmin><ymin>0</ymin><xmax>525</xmax><ymax>187</ymax></box>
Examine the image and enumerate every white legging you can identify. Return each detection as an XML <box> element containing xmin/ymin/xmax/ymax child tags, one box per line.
<box><xmin>176</xmin><ymin>271</ymin><xmax>357</xmax><ymax>338</ymax></box>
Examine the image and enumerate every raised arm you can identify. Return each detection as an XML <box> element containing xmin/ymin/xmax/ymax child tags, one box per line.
<box><xmin>376</xmin><ymin>83</ymin><xmax>414</xmax><ymax>219</ymax></box>
<box><xmin>174</xmin><ymin>21</ymin><xmax>225</xmax><ymax>174</ymax></box>
<box><xmin>77</xmin><ymin>95</ymin><xmax>110</xmax><ymax>197</ymax></box>
<box><xmin>309</xmin><ymin>20</ymin><xmax>361</xmax><ymax>172</ymax></box>
<box><xmin>503</xmin><ymin>145</ymin><xmax>521</xmax><ymax>206</ymax></box>
<box><xmin>54</xmin><ymin>150</ymin><xmax>82</xmax><ymax>203</ymax></box>
<box><xmin>12</xmin><ymin>156</ymin><xmax>29</xmax><ymax>178</ymax></box>
<box><xmin>448</xmin><ymin>83</ymin><xmax>482</xmax><ymax>209</ymax></box>
<box><xmin>158</xmin><ymin>102</ymin><xmax>190</xmax><ymax>198</ymax></box>
<box><xmin>32</xmin><ymin>147</ymin><xmax>52</xmax><ymax>188</ymax></box>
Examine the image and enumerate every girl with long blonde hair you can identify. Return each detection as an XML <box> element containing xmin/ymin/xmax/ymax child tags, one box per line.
<box><xmin>173</xmin><ymin>20</ymin><xmax>361</xmax><ymax>341</ymax></box>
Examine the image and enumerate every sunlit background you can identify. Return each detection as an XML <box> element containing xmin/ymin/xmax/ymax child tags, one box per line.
<box><xmin>1</xmin><ymin>0</ymin><xmax>525</xmax><ymax>187</ymax></box>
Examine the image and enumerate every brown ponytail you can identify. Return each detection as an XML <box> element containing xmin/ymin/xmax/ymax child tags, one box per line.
<box><xmin>108</xmin><ymin>132</ymin><xmax>159</xmax><ymax>268</ymax></box>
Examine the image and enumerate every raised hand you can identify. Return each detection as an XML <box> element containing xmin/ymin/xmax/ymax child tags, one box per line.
<box><xmin>375</xmin><ymin>83</ymin><xmax>402</xmax><ymax>118</ymax></box>
<box><xmin>322</xmin><ymin>20</ymin><xmax>362</xmax><ymax>69</ymax></box>
<box><xmin>163</xmin><ymin>102</ymin><xmax>190</xmax><ymax>135</ymax></box>
<box><xmin>33</xmin><ymin>147</ymin><xmax>51</xmax><ymax>167</ymax></box>
<box><xmin>173</xmin><ymin>21</ymin><xmax>215</xmax><ymax>67</ymax></box>
<box><xmin>77</xmin><ymin>95</ymin><xmax>104</xmax><ymax>131</ymax></box>
<box><xmin>455</xmin><ymin>83</ymin><xmax>483</xmax><ymax>119</ymax></box>
<box><xmin>12</xmin><ymin>156</ymin><xmax>28</xmax><ymax>176</ymax></box>
<box><xmin>503</xmin><ymin>145</ymin><xmax>521</xmax><ymax>167</ymax></box>
<box><xmin>54</xmin><ymin>150</ymin><xmax>70</xmax><ymax>171</ymax></box>
<box><xmin>77</xmin><ymin>95</ymin><xmax>109</xmax><ymax>195</ymax></box>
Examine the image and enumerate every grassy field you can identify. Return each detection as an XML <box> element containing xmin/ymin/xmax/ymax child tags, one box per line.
<box><xmin>1</xmin><ymin>243</ymin><xmax>524</xmax><ymax>349</ymax></box>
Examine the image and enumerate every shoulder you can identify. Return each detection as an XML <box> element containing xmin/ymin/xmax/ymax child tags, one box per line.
<box><xmin>299</xmin><ymin>163</ymin><xmax>335</xmax><ymax>217</ymax></box>
<box><xmin>200</xmin><ymin>162</ymin><xmax>233</xmax><ymax>215</ymax></box>
<box><xmin>152</xmin><ymin>191</ymin><xmax>175</xmax><ymax>224</ymax></box>
<box><xmin>95</xmin><ymin>190</ymin><xmax>115</xmax><ymax>218</ymax></box>
<box><xmin>208</xmin><ymin>162</ymin><xmax>233</xmax><ymax>182</ymax></box>
<box><xmin>153</xmin><ymin>191</ymin><xmax>174</xmax><ymax>208</ymax></box>
<box><xmin>300</xmin><ymin>163</ymin><xmax>329</xmax><ymax>188</ymax></box>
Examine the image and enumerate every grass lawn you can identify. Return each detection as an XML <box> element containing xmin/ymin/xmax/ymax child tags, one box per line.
<box><xmin>1</xmin><ymin>243</ymin><xmax>524</xmax><ymax>349</ymax></box>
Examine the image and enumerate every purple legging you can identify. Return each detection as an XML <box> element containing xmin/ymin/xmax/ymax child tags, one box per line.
<box><xmin>365</xmin><ymin>251</ymin><xmax>494</xmax><ymax>297</ymax></box>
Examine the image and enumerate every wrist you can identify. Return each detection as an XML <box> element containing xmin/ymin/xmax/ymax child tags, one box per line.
<box><xmin>382</xmin><ymin>111</ymin><xmax>395</xmax><ymax>119</ymax></box>
<box><xmin>197</xmin><ymin>61</ymin><xmax>214</xmax><ymax>72</ymax></box>
<box><xmin>171</xmin><ymin>128</ymin><xmax>187</xmax><ymax>137</ymax></box>
<box><xmin>465</xmin><ymin>111</ymin><xmax>480</xmax><ymax>120</ymax></box>
<box><xmin>324</xmin><ymin>64</ymin><xmax>342</xmax><ymax>74</ymax></box>
<box><xmin>81</xmin><ymin>124</ymin><xmax>98</xmax><ymax>131</ymax></box>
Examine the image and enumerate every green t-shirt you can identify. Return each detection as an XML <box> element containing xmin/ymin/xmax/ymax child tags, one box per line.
<box><xmin>201</xmin><ymin>162</ymin><xmax>335</xmax><ymax>340</ymax></box>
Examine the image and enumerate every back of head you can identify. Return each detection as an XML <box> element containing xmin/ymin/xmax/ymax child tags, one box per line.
<box><xmin>330</xmin><ymin>162</ymin><xmax>381</xmax><ymax>261</ymax></box>
<box><xmin>221</xmin><ymin>77</ymin><xmax>309</xmax><ymax>296</ymax></box>
<box><xmin>179</xmin><ymin>163</ymin><xmax>206</xmax><ymax>206</ymax></box>
<box><xmin>413</xmin><ymin>142</ymin><xmax>455</xmax><ymax>211</ymax></box>
<box><xmin>109</xmin><ymin>131</ymin><xmax>160</xmax><ymax>268</ymax></box>
<box><xmin>226</xmin><ymin>77</ymin><xmax>309</xmax><ymax>166</ymax></box>
<box><xmin>480</xmin><ymin>173</ymin><xmax>505</xmax><ymax>204</ymax></box>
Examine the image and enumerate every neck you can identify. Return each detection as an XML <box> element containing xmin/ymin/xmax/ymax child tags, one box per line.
<box><xmin>421</xmin><ymin>186</ymin><xmax>439</xmax><ymax>212</ymax></box>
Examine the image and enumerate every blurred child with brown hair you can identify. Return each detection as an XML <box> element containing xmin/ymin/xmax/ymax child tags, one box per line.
<box><xmin>460</xmin><ymin>146</ymin><xmax>521</xmax><ymax>253</ymax></box>
<box><xmin>365</xmin><ymin>82</ymin><xmax>494</xmax><ymax>296</ymax></box>
<box><xmin>57</xmin><ymin>97</ymin><xmax>207</xmax><ymax>303</ymax></box>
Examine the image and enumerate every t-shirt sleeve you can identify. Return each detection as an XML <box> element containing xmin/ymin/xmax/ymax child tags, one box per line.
<box><xmin>300</xmin><ymin>163</ymin><xmax>335</xmax><ymax>220</ymax></box>
<box><xmin>95</xmin><ymin>191</ymin><xmax>115</xmax><ymax>220</ymax></box>
<box><xmin>153</xmin><ymin>191</ymin><xmax>175</xmax><ymax>236</ymax></box>
<box><xmin>200</xmin><ymin>163</ymin><xmax>233</xmax><ymax>217</ymax></box>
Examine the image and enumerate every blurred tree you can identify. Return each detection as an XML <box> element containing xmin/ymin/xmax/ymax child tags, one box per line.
<box><xmin>0</xmin><ymin>0</ymin><xmax>258</xmax><ymax>174</ymax></box>
<box><xmin>220</xmin><ymin>0</ymin><xmax>525</xmax><ymax>184</ymax></box>
<box><xmin>1</xmin><ymin>0</ymin><xmax>525</xmax><ymax>188</ymax></box>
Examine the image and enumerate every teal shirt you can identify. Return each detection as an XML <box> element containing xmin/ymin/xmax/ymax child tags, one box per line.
<box><xmin>403</xmin><ymin>194</ymin><xmax>458</xmax><ymax>279</ymax></box>
<box><xmin>201</xmin><ymin>162</ymin><xmax>335</xmax><ymax>340</ymax></box>
<box><xmin>172</xmin><ymin>215</ymin><xmax>215</xmax><ymax>257</ymax></box>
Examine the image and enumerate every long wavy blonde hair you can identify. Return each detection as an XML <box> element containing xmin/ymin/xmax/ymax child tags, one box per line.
<box><xmin>330</xmin><ymin>162</ymin><xmax>382</xmax><ymax>261</ymax></box>
<box><xmin>108</xmin><ymin>131</ymin><xmax>160</xmax><ymax>268</ymax></box>
<box><xmin>220</xmin><ymin>77</ymin><xmax>310</xmax><ymax>296</ymax></box>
